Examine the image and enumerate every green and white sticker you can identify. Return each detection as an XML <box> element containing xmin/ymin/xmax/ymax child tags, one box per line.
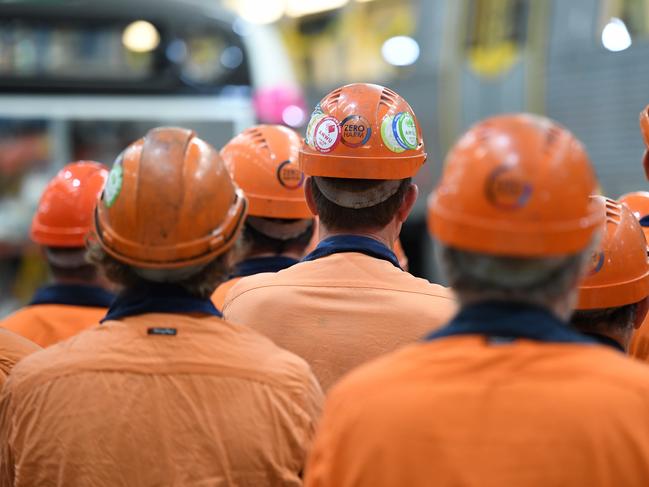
<box><xmin>104</xmin><ymin>160</ymin><xmax>123</xmax><ymax>208</ymax></box>
<box><xmin>380</xmin><ymin>115</ymin><xmax>405</xmax><ymax>153</ymax></box>
<box><xmin>394</xmin><ymin>112</ymin><xmax>418</xmax><ymax>150</ymax></box>
<box><xmin>305</xmin><ymin>104</ymin><xmax>325</xmax><ymax>147</ymax></box>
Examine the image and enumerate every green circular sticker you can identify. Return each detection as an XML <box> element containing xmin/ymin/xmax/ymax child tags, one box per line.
<box><xmin>396</xmin><ymin>112</ymin><xmax>418</xmax><ymax>149</ymax></box>
<box><xmin>380</xmin><ymin>115</ymin><xmax>405</xmax><ymax>153</ymax></box>
<box><xmin>305</xmin><ymin>112</ymin><xmax>326</xmax><ymax>148</ymax></box>
<box><xmin>104</xmin><ymin>161</ymin><xmax>123</xmax><ymax>208</ymax></box>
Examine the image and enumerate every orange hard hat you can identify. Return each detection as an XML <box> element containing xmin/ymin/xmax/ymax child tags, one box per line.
<box><xmin>220</xmin><ymin>125</ymin><xmax>311</xmax><ymax>219</ymax></box>
<box><xmin>31</xmin><ymin>161</ymin><xmax>108</xmax><ymax>247</ymax></box>
<box><xmin>577</xmin><ymin>197</ymin><xmax>649</xmax><ymax>309</ymax></box>
<box><xmin>300</xmin><ymin>83</ymin><xmax>426</xmax><ymax>180</ymax></box>
<box><xmin>95</xmin><ymin>127</ymin><xmax>247</xmax><ymax>269</ymax></box>
<box><xmin>428</xmin><ymin>114</ymin><xmax>603</xmax><ymax>257</ymax></box>
<box><xmin>639</xmin><ymin>105</ymin><xmax>649</xmax><ymax>179</ymax></box>
<box><xmin>619</xmin><ymin>191</ymin><xmax>649</xmax><ymax>241</ymax></box>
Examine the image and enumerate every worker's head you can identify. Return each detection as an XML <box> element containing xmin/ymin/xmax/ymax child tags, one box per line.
<box><xmin>300</xmin><ymin>83</ymin><xmax>426</xmax><ymax>239</ymax></box>
<box><xmin>221</xmin><ymin>125</ymin><xmax>314</xmax><ymax>258</ymax></box>
<box><xmin>90</xmin><ymin>127</ymin><xmax>247</xmax><ymax>298</ymax></box>
<box><xmin>619</xmin><ymin>191</ymin><xmax>649</xmax><ymax>242</ymax></box>
<box><xmin>31</xmin><ymin>161</ymin><xmax>108</xmax><ymax>284</ymax></box>
<box><xmin>571</xmin><ymin>197</ymin><xmax>649</xmax><ymax>351</ymax></box>
<box><xmin>428</xmin><ymin>114</ymin><xmax>603</xmax><ymax>319</ymax></box>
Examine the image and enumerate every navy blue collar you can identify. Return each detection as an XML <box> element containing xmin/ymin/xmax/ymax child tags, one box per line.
<box><xmin>230</xmin><ymin>256</ymin><xmax>299</xmax><ymax>278</ymax></box>
<box><xmin>582</xmin><ymin>332</ymin><xmax>625</xmax><ymax>353</ymax></box>
<box><xmin>102</xmin><ymin>283</ymin><xmax>221</xmax><ymax>322</ymax></box>
<box><xmin>302</xmin><ymin>235</ymin><xmax>401</xmax><ymax>269</ymax></box>
<box><xmin>426</xmin><ymin>301</ymin><xmax>598</xmax><ymax>345</ymax></box>
<box><xmin>30</xmin><ymin>284</ymin><xmax>115</xmax><ymax>308</ymax></box>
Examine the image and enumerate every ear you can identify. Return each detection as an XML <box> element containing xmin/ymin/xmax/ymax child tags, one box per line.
<box><xmin>304</xmin><ymin>177</ymin><xmax>319</xmax><ymax>216</ymax></box>
<box><xmin>634</xmin><ymin>296</ymin><xmax>649</xmax><ymax>329</ymax></box>
<box><xmin>395</xmin><ymin>183</ymin><xmax>418</xmax><ymax>223</ymax></box>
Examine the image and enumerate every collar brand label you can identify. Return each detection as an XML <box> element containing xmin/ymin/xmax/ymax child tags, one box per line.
<box><xmin>147</xmin><ymin>327</ymin><xmax>177</xmax><ymax>336</ymax></box>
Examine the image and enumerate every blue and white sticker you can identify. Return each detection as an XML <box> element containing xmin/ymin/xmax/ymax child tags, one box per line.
<box><xmin>104</xmin><ymin>159</ymin><xmax>123</xmax><ymax>208</ymax></box>
<box><xmin>380</xmin><ymin>115</ymin><xmax>405</xmax><ymax>153</ymax></box>
<box><xmin>392</xmin><ymin>112</ymin><xmax>418</xmax><ymax>150</ymax></box>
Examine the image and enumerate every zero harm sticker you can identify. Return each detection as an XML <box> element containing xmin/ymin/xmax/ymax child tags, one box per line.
<box><xmin>380</xmin><ymin>115</ymin><xmax>405</xmax><ymax>153</ymax></box>
<box><xmin>392</xmin><ymin>112</ymin><xmax>418</xmax><ymax>150</ymax></box>
<box><xmin>313</xmin><ymin>116</ymin><xmax>341</xmax><ymax>153</ymax></box>
<box><xmin>340</xmin><ymin>115</ymin><xmax>371</xmax><ymax>148</ymax></box>
<box><xmin>103</xmin><ymin>160</ymin><xmax>123</xmax><ymax>208</ymax></box>
<box><xmin>276</xmin><ymin>159</ymin><xmax>305</xmax><ymax>189</ymax></box>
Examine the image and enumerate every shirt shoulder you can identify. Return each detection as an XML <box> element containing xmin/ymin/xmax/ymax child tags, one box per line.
<box><xmin>6</xmin><ymin>314</ymin><xmax>322</xmax><ymax>405</ymax></box>
<box><xmin>0</xmin><ymin>328</ymin><xmax>41</xmax><ymax>381</ymax></box>
<box><xmin>224</xmin><ymin>253</ymin><xmax>455</xmax><ymax>309</ymax></box>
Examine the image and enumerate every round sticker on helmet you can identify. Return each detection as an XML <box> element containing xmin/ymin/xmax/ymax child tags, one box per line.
<box><xmin>340</xmin><ymin>115</ymin><xmax>371</xmax><ymax>148</ymax></box>
<box><xmin>380</xmin><ymin>115</ymin><xmax>405</xmax><ymax>153</ymax></box>
<box><xmin>393</xmin><ymin>112</ymin><xmax>418</xmax><ymax>150</ymax></box>
<box><xmin>313</xmin><ymin>116</ymin><xmax>341</xmax><ymax>153</ymax></box>
<box><xmin>276</xmin><ymin>160</ymin><xmax>305</xmax><ymax>189</ymax></box>
<box><xmin>305</xmin><ymin>112</ymin><xmax>325</xmax><ymax>147</ymax></box>
<box><xmin>104</xmin><ymin>161</ymin><xmax>123</xmax><ymax>208</ymax></box>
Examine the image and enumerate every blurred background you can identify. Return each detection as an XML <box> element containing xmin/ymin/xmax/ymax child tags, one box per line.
<box><xmin>0</xmin><ymin>0</ymin><xmax>646</xmax><ymax>316</ymax></box>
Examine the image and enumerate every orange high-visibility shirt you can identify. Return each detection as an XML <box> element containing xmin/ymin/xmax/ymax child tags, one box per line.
<box><xmin>224</xmin><ymin>236</ymin><xmax>456</xmax><ymax>391</ymax></box>
<box><xmin>212</xmin><ymin>256</ymin><xmax>299</xmax><ymax>309</ymax></box>
<box><xmin>0</xmin><ymin>329</ymin><xmax>40</xmax><ymax>388</ymax></box>
<box><xmin>305</xmin><ymin>302</ymin><xmax>649</xmax><ymax>487</ymax></box>
<box><xmin>0</xmin><ymin>284</ymin><xmax>113</xmax><ymax>347</ymax></box>
<box><xmin>0</xmin><ymin>288</ymin><xmax>322</xmax><ymax>487</ymax></box>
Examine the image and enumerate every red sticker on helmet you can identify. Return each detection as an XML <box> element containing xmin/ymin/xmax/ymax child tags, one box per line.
<box><xmin>313</xmin><ymin>116</ymin><xmax>341</xmax><ymax>153</ymax></box>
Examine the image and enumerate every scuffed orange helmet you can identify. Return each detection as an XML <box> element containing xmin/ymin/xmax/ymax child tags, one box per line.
<box><xmin>640</xmin><ymin>105</ymin><xmax>649</xmax><ymax>179</ymax></box>
<box><xmin>31</xmin><ymin>161</ymin><xmax>108</xmax><ymax>247</ymax></box>
<box><xmin>300</xmin><ymin>83</ymin><xmax>426</xmax><ymax>179</ymax></box>
<box><xmin>221</xmin><ymin>125</ymin><xmax>311</xmax><ymax>219</ymax></box>
<box><xmin>95</xmin><ymin>127</ymin><xmax>247</xmax><ymax>269</ymax></box>
<box><xmin>428</xmin><ymin>114</ymin><xmax>603</xmax><ymax>257</ymax></box>
<box><xmin>577</xmin><ymin>197</ymin><xmax>649</xmax><ymax>309</ymax></box>
<box><xmin>620</xmin><ymin>191</ymin><xmax>649</xmax><ymax>241</ymax></box>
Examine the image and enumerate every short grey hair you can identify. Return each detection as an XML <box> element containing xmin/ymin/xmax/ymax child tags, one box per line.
<box><xmin>437</xmin><ymin>243</ymin><xmax>593</xmax><ymax>309</ymax></box>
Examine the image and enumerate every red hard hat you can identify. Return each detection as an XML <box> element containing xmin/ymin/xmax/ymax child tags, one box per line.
<box><xmin>31</xmin><ymin>161</ymin><xmax>108</xmax><ymax>247</ymax></box>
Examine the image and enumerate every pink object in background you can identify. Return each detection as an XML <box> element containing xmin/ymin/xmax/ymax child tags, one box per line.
<box><xmin>253</xmin><ymin>85</ymin><xmax>307</xmax><ymax>127</ymax></box>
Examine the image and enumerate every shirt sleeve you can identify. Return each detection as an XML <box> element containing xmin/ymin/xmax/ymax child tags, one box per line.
<box><xmin>0</xmin><ymin>378</ymin><xmax>18</xmax><ymax>487</ymax></box>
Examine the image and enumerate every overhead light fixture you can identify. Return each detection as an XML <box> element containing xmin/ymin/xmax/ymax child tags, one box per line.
<box><xmin>236</xmin><ymin>0</ymin><xmax>286</xmax><ymax>24</ymax></box>
<box><xmin>381</xmin><ymin>36</ymin><xmax>420</xmax><ymax>66</ymax></box>
<box><xmin>285</xmin><ymin>0</ymin><xmax>349</xmax><ymax>18</ymax></box>
<box><xmin>601</xmin><ymin>17</ymin><xmax>632</xmax><ymax>52</ymax></box>
<box><xmin>122</xmin><ymin>20</ymin><xmax>160</xmax><ymax>53</ymax></box>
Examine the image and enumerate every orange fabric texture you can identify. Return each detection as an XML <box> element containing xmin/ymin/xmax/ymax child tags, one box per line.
<box><xmin>0</xmin><ymin>313</ymin><xmax>323</xmax><ymax>486</ymax></box>
<box><xmin>0</xmin><ymin>329</ymin><xmax>40</xmax><ymax>388</ymax></box>
<box><xmin>306</xmin><ymin>338</ymin><xmax>649</xmax><ymax>487</ymax></box>
<box><xmin>211</xmin><ymin>277</ymin><xmax>242</xmax><ymax>310</ymax></box>
<box><xmin>223</xmin><ymin>252</ymin><xmax>456</xmax><ymax>391</ymax></box>
<box><xmin>0</xmin><ymin>305</ymin><xmax>107</xmax><ymax>348</ymax></box>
